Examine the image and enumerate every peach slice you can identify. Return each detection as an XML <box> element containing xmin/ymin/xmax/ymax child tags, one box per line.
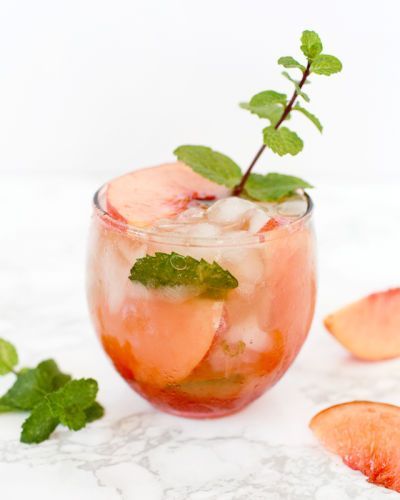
<box><xmin>324</xmin><ymin>288</ymin><xmax>400</xmax><ymax>360</ymax></box>
<box><xmin>106</xmin><ymin>162</ymin><xmax>228</xmax><ymax>227</ymax></box>
<box><xmin>310</xmin><ymin>401</ymin><xmax>400</xmax><ymax>493</ymax></box>
<box><xmin>100</xmin><ymin>295</ymin><xmax>224</xmax><ymax>387</ymax></box>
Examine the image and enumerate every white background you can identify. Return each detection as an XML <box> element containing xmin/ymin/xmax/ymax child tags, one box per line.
<box><xmin>1</xmin><ymin>0</ymin><xmax>400</xmax><ymax>185</ymax></box>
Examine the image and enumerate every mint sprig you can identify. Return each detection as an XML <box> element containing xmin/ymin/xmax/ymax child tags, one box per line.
<box><xmin>244</xmin><ymin>173</ymin><xmax>313</xmax><ymax>202</ymax></box>
<box><xmin>129</xmin><ymin>252</ymin><xmax>238</xmax><ymax>299</ymax></box>
<box><xmin>173</xmin><ymin>29</ymin><xmax>341</xmax><ymax>201</ymax></box>
<box><xmin>0</xmin><ymin>339</ymin><xmax>104</xmax><ymax>444</ymax></box>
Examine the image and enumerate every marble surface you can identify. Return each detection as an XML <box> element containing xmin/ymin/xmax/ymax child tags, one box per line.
<box><xmin>1</xmin><ymin>172</ymin><xmax>400</xmax><ymax>500</ymax></box>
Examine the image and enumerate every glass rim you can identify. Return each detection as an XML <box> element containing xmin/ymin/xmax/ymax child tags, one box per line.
<box><xmin>92</xmin><ymin>184</ymin><xmax>314</xmax><ymax>247</ymax></box>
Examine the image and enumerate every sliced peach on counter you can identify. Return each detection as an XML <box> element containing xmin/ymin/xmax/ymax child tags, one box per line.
<box><xmin>106</xmin><ymin>162</ymin><xmax>229</xmax><ymax>227</ymax></box>
<box><xmin>100</xmin><ymin>295</ymin><xmax>224</xmax><ymax>387</ymax></box>
<box><xmin>310</xmin><ymin>401</ymin><xmax>400</xmax><ymax>493</ymax></box>
<box><xmin>324</xmin><ymin>288</ymin><xmax>400</xmax><ymax>360</ymax></box>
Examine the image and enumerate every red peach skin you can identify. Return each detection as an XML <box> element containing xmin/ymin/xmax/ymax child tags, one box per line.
<box><xmin>310</xmin><ymin>401</ymin><xmax>400</xmax><ymax>493</ymax></box>
<box><xmin>106</xmin><ymin>162</ymin><xmax>228</xmax><ymax>227</ymax></box>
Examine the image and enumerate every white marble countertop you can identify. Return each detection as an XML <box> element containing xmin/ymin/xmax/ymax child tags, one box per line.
<box><xmin>1</xmin><ymin>172</ymin><xmax>400</xmax><ymax>500</ymax></box>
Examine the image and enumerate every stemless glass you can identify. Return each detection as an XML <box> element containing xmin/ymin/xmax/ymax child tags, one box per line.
<box><xmin>87</xmin><ymin>183</ymin><xmax>316</xmax><ymax>418</ymax></box>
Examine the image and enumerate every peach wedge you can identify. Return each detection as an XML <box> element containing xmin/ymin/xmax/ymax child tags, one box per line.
<box><xmin>310</xmin><ymin>401</ymin><xmax>400</xmax><ymax>493</ymax></box>
<box><xmin>324</xmin><ymin>288</ymin><xmax>400</xmax><ymax>360</ymax></box>
<box><xmin>106</xmin><ymin>162</ymin><xmax>228</xmax><ymax>227</ymax></box>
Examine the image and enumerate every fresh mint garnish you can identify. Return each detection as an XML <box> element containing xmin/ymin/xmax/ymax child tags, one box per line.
<box><xmin>173</xmin><ymin>145</ymin><xmax>242</xmax><ymax>188</ymax></box>
<box><xmin>173</xmin><ymin>29</ymin><xmax>341</xmax><ymax>201</ymax></box>
<box><xmin>0</xmin><ymin>339</ymin><xmax>104</xmax><ymax>444</ymax></box>
<box><xmin>0</xmin><ymin>338</ymin><xmax>18</xmax><ymax>375</ymax></box>
<box><xmin>244</xmin><ymin>173</ymin><xmax>313</xmax><ymax>202</ymax></box>
<box><xmin>129</xmin><ymin>252</ymin><xmax>238</xmax><ymax>299</ymax></box>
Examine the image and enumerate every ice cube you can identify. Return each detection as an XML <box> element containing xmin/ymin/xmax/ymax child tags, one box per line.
<box><xmin>277</xmin><ymin>195</ymin><xmax>308</xmax><ymax>218</ymax></box>
<box><xmin>156</xmin><ymin>285</ymin><xmax>200</xmax><ymax>303</ymax></box>
<box><xmin>207</xmin><ymin>197</ymin><xmax>254</xmax><ymax>225</ymax></box>
<box><xmin>246</xmin><ymin>208</ymin><xmax>272</xmax><ymax>233</ymax></box>
<box><xmin>220</xmin><ymin>246</ymin><xmax>264</xmax><ymax>292</ymax></box>
<box><xmin>176</xmin><ymin>206</ymin><xmax>206</xmax><ymax>222</ymax></box>
<box><xmin>224</xmin><ymin>315</ymin><xmax>271</xmax><ymax>352</ymax></box>
<box><xmin>187</xmin><ymin>222</ymin><xmax>221</xmax><ymax>238</ymax></box>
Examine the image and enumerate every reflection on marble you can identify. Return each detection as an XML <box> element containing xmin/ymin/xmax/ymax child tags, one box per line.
<box><xmin>0</xmin><ymin>173</ymin><xmax>399</xmax><ymax>499</ymax></box>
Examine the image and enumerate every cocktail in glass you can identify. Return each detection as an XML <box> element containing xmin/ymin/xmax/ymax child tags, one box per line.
<box><xmin>87</xmin><ymin>162</ymin><xmax>316</xmax><ymax>418</ymax></box>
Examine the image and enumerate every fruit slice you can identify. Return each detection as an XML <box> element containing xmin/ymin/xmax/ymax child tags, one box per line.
<box><xmin>310</xmin><ymin>401</ymin><xmax>400</xmax><ymax>493</ymax></box>
<box><xmin>100</xmin><ymin>294</ymin><xmax>224</xmax><ymax>387</ymax></box>
<box><xmin>106</xmin><ymin>162</ymin><xmax>228</xmax><ymax>227</ymax></box>
<box><xmin>324</xmin><ymin>288</ymin><xmax>400</xmax><ymax>360</ymax></box>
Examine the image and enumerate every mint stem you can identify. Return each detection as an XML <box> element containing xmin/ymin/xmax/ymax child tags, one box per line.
<box><xmin>233</xmin><ymin>61</ymin><xmax>311</xmax><ymax>196</ymax></box>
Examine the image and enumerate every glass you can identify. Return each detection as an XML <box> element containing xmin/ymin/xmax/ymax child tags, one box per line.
<box><xmin>86</xmin><ymin>183</ymin><xmax>316</xmax><ymax>418</ymax></box>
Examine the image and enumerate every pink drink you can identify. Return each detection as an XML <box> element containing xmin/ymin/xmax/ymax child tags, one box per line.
<box><xmin>87</xmin><ymin>163</ymin><xmax>316</xmax><ymax>417</ymax></box>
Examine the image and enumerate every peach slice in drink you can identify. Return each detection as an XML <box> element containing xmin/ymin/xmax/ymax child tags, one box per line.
<box><xmin>310</xmin><ymin>401</ymin><xmax>400</xmax><ymax>493</ymax></box>
<box><xmin>99</xmin><ymin>295</ymin><xmax>224</xmax><ymax>387</ymax></box>
<box><xmin>324</xmin><ymin>288</ymin><xmax>400</xmax><ymax>360</ymax></box>
<box><xmin>106</xmin><ymin>162</ymin><xmax>229</xmax><ymax>227</ymax></box>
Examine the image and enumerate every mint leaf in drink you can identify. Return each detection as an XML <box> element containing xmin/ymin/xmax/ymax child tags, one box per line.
<box><xmin>239</xmin><ymin>101</ymin><xmax>284</xmax><ymax>125</ymax></box>
<box><xmin>263</xmin><ymin>126</ymin><xmax>303</xmax><ymax>156</ymax></box>
<box><xmin>244</xmin><ymin>173</ymin><xmax>313</xmax><ymax>202</ymax></box>
<box><xmin>130</xmin><ymin>252</ymin><xmax>238</xmax><ymax>298</ymax></box>
<box><xmin>311</xmin><ymin>54</ymin><xmax>342</xmax><ymax>75</ymax></box>
<box><xmin>278</xmin><ymin>56</ymin><xmax>305</xmax><ymax>71</ymax></box>
<box><xmin>300</xmin><ymin>30</ymin><xmax>323</xmax><ymax>60</ymax></box>
<box><xmin>281</xmin><ymin>71</ymin><xmax>310</xmax><ymax>102</ymax></box>
<box><xmin>21</xmin><ymin>401</ymin><xmax>59</xmax><ymax>444</ymax></box>
<box><xmin>293</xmin><ymin>105</ymin><xmax>323</xmax><ymax>132</ymax></box>
<box><xmin>0</xmin><ymin>338</ymin><xmax>18</xmax><ymax>375</ymax></box>
<box><xmin>0</xmin><ymin>360</ymin><xmax>71</xmax><ymax>411</ymax></box>
<box><xmin>174</xmin><ymin>145</ymin><xmax>242</xmax><ymax>188</ymax></box>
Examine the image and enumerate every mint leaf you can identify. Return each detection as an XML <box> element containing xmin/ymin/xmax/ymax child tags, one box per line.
<box><xmin>263</xmin><ymin>126</ymin><xmax>303</xmax><ymax>156</ymax></box>
<box><xmin>244</xmin><ymin>173</ymin><xmax>313</xmax><ymax>201</ymax></box>
<box><xmin>278</xmin><ymin>56</ymin><xmax>305</xmax><ymax>71</ymax></box>
<box><xmin>130</xmin><ymin>252</ymin><xmax>238</xmax><ymax>299</ymax></box>
<box><xmin>0</xmin><ymin>360</ymin><xmax>71</xmax><ymax>411</ymax></box>
<box><xmin>85</xmin><ymin>402</ymin><xmax>105</xmax><ymax>423</ymax></box>
<box><xmin>300</xmin><ymin>30</ymin><xmax>323</xmax><ymax>60</ymax></box>
<box><xmin>249</xmin><ymin>90</ymin><xmax>287</xmax><ymax>106</ymax></box>
<box><xmin>0</xmin><ymin>338</ymin><xmax>18</xmax><ymax>375</ymax></box>
<box><xmin>240</xmin><ymin>102</ymin><xmax>284</xmax><ymax>125</ymax></box>
<box><xmin>311</xmin><ymin>54</ymin><xmax>342</xmax><ymax>75</ymax></box>
<box><xmin>293</xmin><ymin>105</ymin><xmax>323</xmax><ymax>132</ymax></box>
<box><xmin>21</xmin><ymin>401</ymin><xmax>59</xmax><ymax>444</ymax></box>
<box><xmin>46</xmin><ymin>378</ymin><xmax>98</xmax><ymax>431</ymax></box>
<box><xmin>174</xmin><ymin>145</ymin><xmax>242</xmax><ymax>188</ymax></box>
<box><xmin>281</xmin><ymin>71</ymin><xmax>310</xmax><ymax>102</ymax></box>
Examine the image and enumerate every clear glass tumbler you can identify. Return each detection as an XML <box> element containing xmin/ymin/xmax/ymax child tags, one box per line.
<box><xmin>87</xmin><ymin>183</ymin><xmax>316</xmax><ymax>418</ymax></box>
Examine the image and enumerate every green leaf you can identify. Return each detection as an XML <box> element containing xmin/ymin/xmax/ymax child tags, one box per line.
<box><xmin>85</xmin><ymin>402</ymin><xmax>105</xmax><ymax>423</ymax></box>
<box><xmin>0</xmin><ymin>360</ymin><xmax>71</xmax><ymax>411</ymax></box>
<box><xmin>130</xmin><ymin>252</ymin><xmax>238</xmax><ymax>299</ymax></box>
<box><xmin>0</xmin><ymin>338</ymin><xmax>18</xmax><ymax>375</ymax></box>
<box><xmin>249</xmin><ymin>90</ymin><xmax>287</xmax><ymax>106</ymax></box>
<box><xmin>300</xmin><ymin>30</ymin><xmax>323</xmax><ymax>60</ymax></box>
<box><xmin>46</xmin><ymin>378</ymin><xmax>99</xmax><ymax>430</ymax></box>
<box><xmin>173</xmin><ymin>145</ymin><xmax>242</xmax><ymax>188</ymax></box>
<box><xmin>263</xmin><ymin>126</ymin><xmax>303</xmax><ymax>156</ymax></box>
<box><xmin>240</xmin><ymin>102</ymin><xmax>284</xmax><ymax>125</ymax></box>
<box><xmin>293</xmin><ymin>105</ymin><xmax>323</xmax><ymax>132</ymax></box>
<box><xmin>20</xmin><ymin>401</ymin><xmax>59</xmax><ymax>444</ymax></box>
<box><xmin>278</xmin><ymin>56</ymin><xmax>305</xmax><ymax>71</ymax></box>
<box><xmin>281</xmin><ymin>71</ymin><xmax>310</xmax><ymax>102</ymax></box>
<box><xmin>311</xmin><ymin>54</ymin><xmax>342</xmax><ymax>75</ymax></box>
<box><xmin>244</xmin><ymin>173</ymin><xmax>313</xmax><ymax>202</ymax></box>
